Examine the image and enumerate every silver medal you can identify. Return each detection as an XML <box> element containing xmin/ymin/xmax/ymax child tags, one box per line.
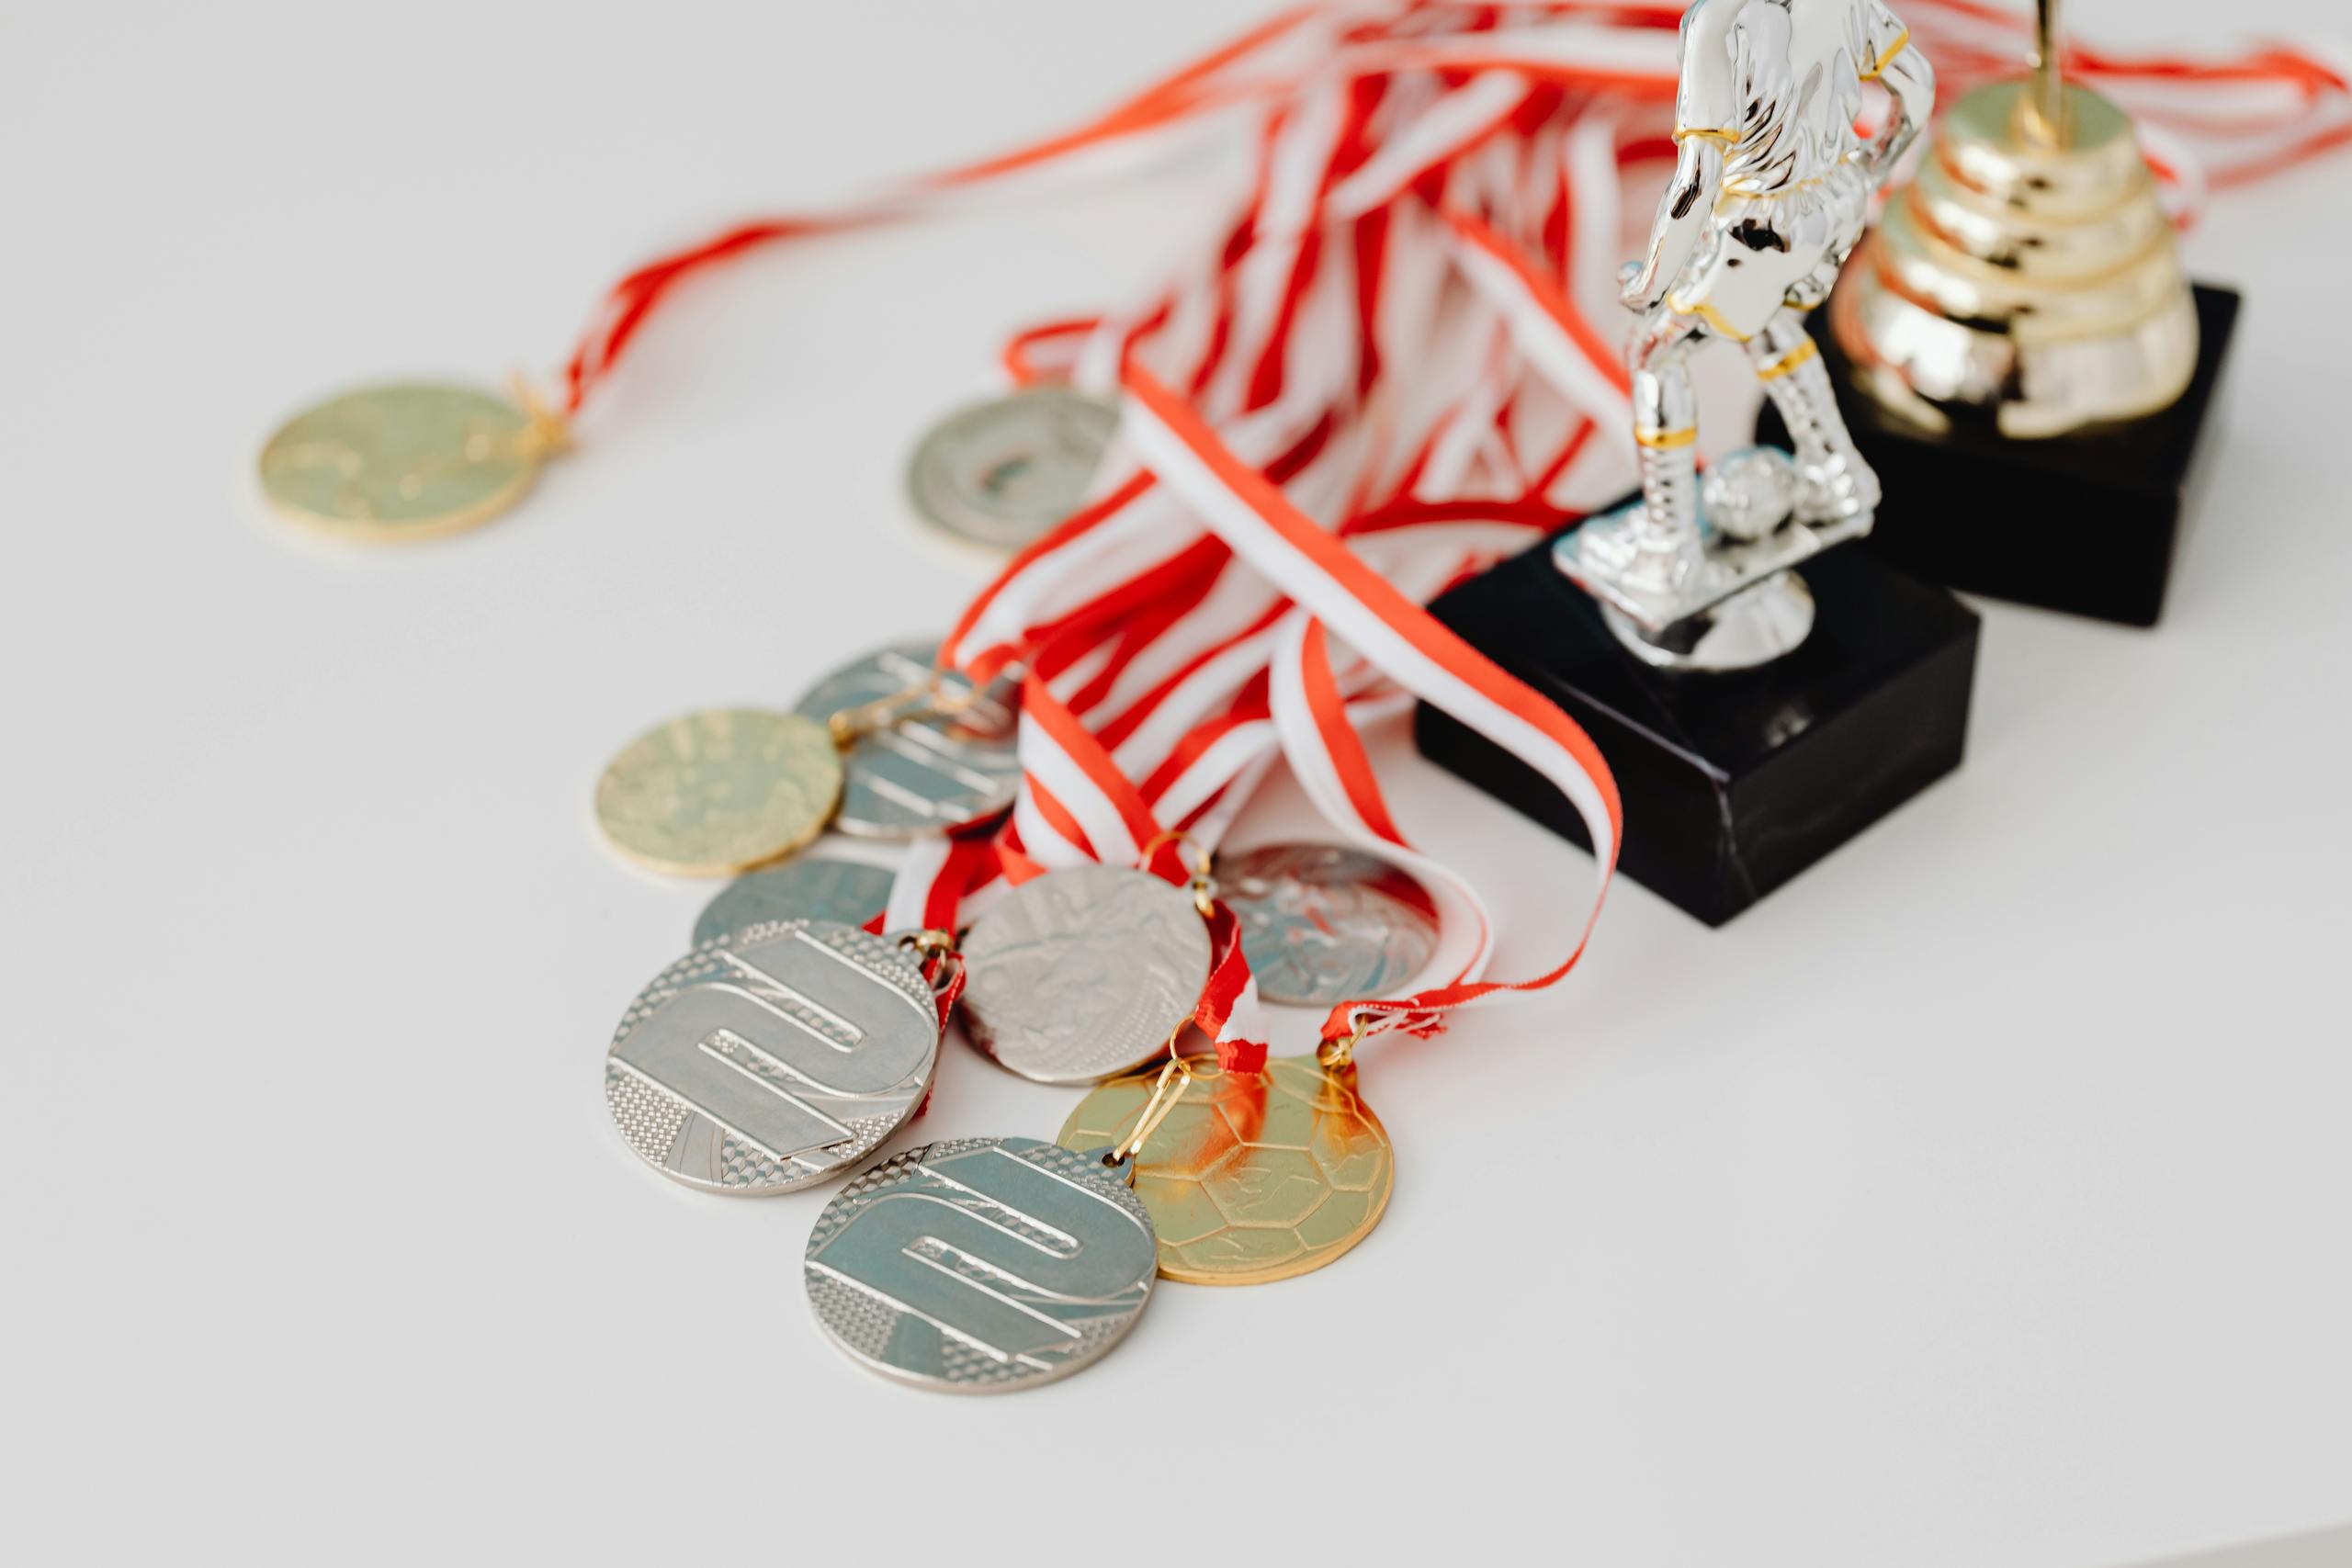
<box><xmin>693</xmin><ymin>853</ymin><xmax>898</xmax><ymax>945</ymax></box>
<box><xmin>906</xmin><ymin>388</ymin><xmax>1119</xmax><ymax>551</ymax></box>
<box><xmin>805</xmin><ymin>1136</ymin><xmax>1155</xmax><ymax>1393</ymax></box>
<box><xmin>957</xmin><ymin>863</ymin><xmax>1211</xmax><ymax>1085</ymax></box>
<box><xmin>605</xmin><ymin>920</ymin><xmax>939</xmax><ymax>1195</ymax></box>
<box><xmin>1218</xmin><ymin>842</ymin><xmax>1442</xmax><ymax>1007</ymax></box>
<box><xmin>791</xmin><ymin>640</ymin><xmax>1021</xmax><ymax>840</ymax></box>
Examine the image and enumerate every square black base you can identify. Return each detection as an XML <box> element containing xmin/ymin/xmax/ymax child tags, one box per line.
<box><xmin>1757</xmin><ymin>282</ymin><xmax>2240</xmax><ymax>627</ymax></box>
<box><xmin>1415</xmin><ymin>533</ymin><xmax>1980</xmax><ymax>927</ymax></box>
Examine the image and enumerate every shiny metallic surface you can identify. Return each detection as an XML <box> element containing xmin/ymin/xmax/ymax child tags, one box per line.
<box><xmin>594</xmin><ymin>709</ymin><xmax>843</xmax><ymax>876</ymax></box>
<box><xmin>693</xmin><ymin>852</ymin><xmax>898</xmax><ymax>945</ymax></box>
<box><xmin>258</xmin><ymin>382</ymin><xmax>551</xmax><ymax>540</ymax></box>
<box><xmin>1830</xmin><ymin>61</ymin><xmax>2200</xmax><ymax>437</ymax></box>
<box><xmin>605</xmin><ymin>920</ymin><xmax>940</xmax><ymax>1194</ymax></box>
<box><xmin>1568</xmin><ymin>0</ymin><xmax>1932</xmax><ymax>671</ymax></box>
<box><xmin>907</xmin><ymin>389</ymin><xmax>1119</xmax><ymax>551</ymax></box>
<box><xmin>1701</xmin><ymin>446</ymin><xmax>1800</xmax><ymax>544</ymax></box>
<box><xmin>804</xmin><ymin>1136</ymin><xmax>1156</xmax><ymax>1392</ymax></box>
<box><xmin>958</xmin><ymin>864</ymin><xmax>1212</xmax><ymax>1085</ymax></box>
<box><xmin>792</xmin><ymin>641</ymin><xmax>1020</xmax><ymax>839</ymax></box>
<box><xmin>1057</xmin><ymin>1056</ymin><xmax>1394</xmax><ymax>1285</ymax></box>
<box><xmin>1217</xmin><ymin>843</ymin><xmax>1440</xmax><ymax>1007</ymax></box>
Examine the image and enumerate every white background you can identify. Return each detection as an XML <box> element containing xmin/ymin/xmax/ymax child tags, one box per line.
<box><xmin>3</xmin><ymin>3</ymin><xmax>2346</xmax><ymax>1563</ymax></box>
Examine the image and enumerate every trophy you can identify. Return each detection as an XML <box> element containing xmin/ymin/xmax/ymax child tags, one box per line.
<box><xmin>1417</xmin><ymin>0</ymin><xmax>1982</xmax><ymax>925</ymax></box>
<box><xmin>1767</xmin><ymin>0</ymin><xmax>2241</xmax><ymax>625</ymax></box>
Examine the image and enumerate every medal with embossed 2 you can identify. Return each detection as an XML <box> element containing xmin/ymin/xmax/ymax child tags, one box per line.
<box><xmin>804</xmin><ymin>1060</ymin><xmax>1192</xmax><ymax>1392</ymax></box>
<box><xmin>956</xmin><ymin>851</ymin><xmax>1218</xmax><ymax>1086</ymax></box>
<box><xmin>605</xmin><ymin>920</ymin><xmax>956</xmax><ymax>1195</ymax></box>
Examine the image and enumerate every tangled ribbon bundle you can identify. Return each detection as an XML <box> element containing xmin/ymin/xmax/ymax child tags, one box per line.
<box><xmin>570</xmin><ymin>1</ymin><xmax>2348</xmax><ymax>1064</ymax></box>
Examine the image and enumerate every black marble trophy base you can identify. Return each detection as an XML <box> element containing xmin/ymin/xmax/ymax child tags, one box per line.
<box><xmin>1758</xmin><ymin>283</ymin><xmax>2241</xmax><ymax>627</ymax></box>
<box><xmin>1415</xmin><ymin>531</ymin><xmax>1980</xmax><ymax>927</ymax></box>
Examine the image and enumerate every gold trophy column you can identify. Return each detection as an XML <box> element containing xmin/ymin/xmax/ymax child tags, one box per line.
<box><xmin>1829</xmin><ymin>0</ymin><xmax>2199</xmax><ymax>438</ymax></box>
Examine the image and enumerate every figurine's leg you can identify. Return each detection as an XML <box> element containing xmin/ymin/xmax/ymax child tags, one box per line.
<box><xmin>1625</xmin><ymin>308</ymin><xmax>1706</xmax><ymax>583</ymax></box>
<box><xmin>1747</xmin><ymin>309</ymin><xmax>1881</xmax><ymax>524</ymax></box>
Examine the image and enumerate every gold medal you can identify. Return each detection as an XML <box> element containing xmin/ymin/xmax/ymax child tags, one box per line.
<box><xmin>594</xmin><ymin>709</ymin><xmax>844</xmax><ymax>877</ymax></box>
<box><xmin>1057</xmin><ymin>1051</ymin><xmax>1394</xmax><ymax>1285</ymax></box>
<box><xmin>257</xmin><ymin>381</ymin><xmax>566</xmax><ymax>541</ymax></box>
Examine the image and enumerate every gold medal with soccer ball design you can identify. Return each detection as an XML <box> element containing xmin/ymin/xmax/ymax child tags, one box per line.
<box><xmin>1057</xmin><ymin>1054</ymin><xmax>1393</xmax><ymax>1285</ymax></box>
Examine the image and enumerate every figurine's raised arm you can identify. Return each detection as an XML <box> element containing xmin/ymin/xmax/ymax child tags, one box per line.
<box><xmin>1860</xmin><ymin>3</ymin><xmax>1934</xmax><ymax>180</ymax></box>
<box><xmin>1622</xmin><ymin>0</ymin><xmax>1747</xmax><ymax>310</ymax></box>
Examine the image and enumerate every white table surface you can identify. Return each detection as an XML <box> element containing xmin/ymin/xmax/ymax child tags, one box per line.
<box><xmin>5</xmin><ymin>3</ymin><xmax>2346</xmax><ymax>1563</ymax></box>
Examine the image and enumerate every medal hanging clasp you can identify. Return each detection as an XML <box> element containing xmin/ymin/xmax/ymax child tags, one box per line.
<box><xmin>1139</xmin><ymin>828</ymin><xmax>1217</xmax><ymax>919</ymax></box>
<box><xmin>1100</xmin><ymin>1054</ymin><xmax>1195</xmax><ymax>1184</ymax></box>
<box><xmin>1316</xmin><ymin>1010</ymin><xmax>1373</xmax><ymax>1072</ymax></box>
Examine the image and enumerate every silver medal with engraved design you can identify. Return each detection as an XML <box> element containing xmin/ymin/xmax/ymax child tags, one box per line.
<box><xmin>605</xmin><ymin>919</ymin><xmax>939</xmax><ymax>1195</ymax></box>
<box><xmin>1218</xmin><ymin>841</ymin><xmax>1442</xmax><ymax>1007</ymax></box>
<box><xmin>805</xmin><ymin>1136</ymin><xmax>1156</xmax><ymax>1392</ymax></box>
<box><xmin>958</xmin><ymin>863</ymin><xmax>1212</xmax><ymax>1085</ymax></box>
<box><xmin>791</xmin><ymin>640</ymin><xmax>1020</xmax><ymax>839</ymax></box>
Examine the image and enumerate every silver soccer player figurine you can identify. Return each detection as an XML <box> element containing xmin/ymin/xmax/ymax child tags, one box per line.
<box><xmin>1555</xmin><ymin>0</ymin><xmax>1934</xmax><ymax>671</ymax></box>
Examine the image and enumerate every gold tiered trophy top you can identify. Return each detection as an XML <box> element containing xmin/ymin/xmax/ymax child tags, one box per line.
<box><xmin>1830</xmin><ymin>0</ymin><xmax>2199</xmax><ymax>439</ymax></box>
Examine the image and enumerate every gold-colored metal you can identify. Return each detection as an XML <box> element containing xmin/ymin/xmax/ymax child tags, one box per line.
<box><xmin>1316</xmin><ymin>1013</ymin><xmax>1372</xmax><ymax>1071</ymax></box>
<box><xmin>897</xmin><ymin>928</ymin><xmax>959</xmax><ymax>959</ymax></box>
<box><xmin>1107</xmin><ymin>1055</ymin><xmax>1195</xmax><ymax>1165</ymax></box>
<box><xmin>2024</xmin><ymin>2</ymin><xmax>2064</xmax><ymax>145</ymax></box>
<box><xmin>257</xmin><ymin>380</ymin><xmax>567</xmax><ymax>541</ymax></box>
<box><xmin>1829</xmin><ymin>4</ymin><xmax>2199</xmax><ymax>439</ymax></box>
<box><xmin>1861</xmin><ymin>28</ymin><xmax>1911</xmax><ymax>83</ymax></box>
<box><xmin>1634</xmin><ymin>425</ymin><xmax>1700</xmax><ymax>450</ymax></box>
<box><xmin>594</xmin><ymin>709</ymin><xmax>844</xmax><ymax>877</ymax></box>
<box><xmin>1139</xmin><ymin>829</ymin><xmax>1218</xmax><ymax>918</ymax></box>
<box><xmin>1755</xmin><ymin>338</ymin><xmax>1821</xmax><ymax>381</ymax></box>
<box><xmin>1057</xmin><ymin>1054</ymin><xmax>1394</xmax><ymax>1285</ymax></box>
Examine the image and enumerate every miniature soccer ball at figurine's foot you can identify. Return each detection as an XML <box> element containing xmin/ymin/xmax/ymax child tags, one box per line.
<box><xmin>1414</xmin><ymin>0</ymin><xmax>1982</xmax><ymax>925</ymax></box>
<box><xmin>1575</xmin><ymin>446</ymin><xmax>1821</xmax><ymax>672</ymax></box>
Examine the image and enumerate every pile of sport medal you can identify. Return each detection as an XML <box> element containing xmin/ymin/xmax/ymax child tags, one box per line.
<box><xmin>255</xmin><ymin>3</ymin><xmax>2352</xmax><ymax>1393</ymax></box>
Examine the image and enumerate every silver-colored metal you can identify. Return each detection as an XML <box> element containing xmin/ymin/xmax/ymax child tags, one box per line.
<box><xmin>958</xmin><ymin>864</ymin><xmax>1212</xmax><ymax>1085</ymax></box>
<box><xmin>1700</xmin><ymin>446</ymin><xmax>1800</xmax><ymax>543</ymax></box>
<box><xmin>791</xmin><ymin>640</ymin><xmax>1020</xmax><ymax>839</ymax></box>
<box><xmin>1564</xmin><ymin>0</ymin><xmax>1934</xmax><ymax>671</ymax></box>
<box><xmin>805</xmin><ymin>1136</ymin><xmax>1156</xmax><ymax>1393</ymax></box>
<box><xmin>693</xmin><ymin>852</ymin><xmax>898</xmax><ymax>945</ymax></box>
<box><xmin>605</xmin><ymin>919</ymin><xmax>940</xmax><ymax>1195</ymax></box>
<box><xmin>1218</xmin><ymin>842</ymin><xmax>1442</xmax><ymax>1007</ymax></box>
<box><xmin>907</xmin><ymin>389</ymin><xmax>1120</xmax><ymax>551</ymax></box>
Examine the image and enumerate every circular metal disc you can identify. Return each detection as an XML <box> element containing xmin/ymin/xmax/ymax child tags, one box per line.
<box><xmin>693</xmin><ymin>854</ymin><xmax>898</xmax><ymax>945</ymax></box>
<box><xmin>791</xmin><ymin>641</ymin><xmax>1019</xmax><ymax>839</ymax></box>
<box><xmin>258</xmin><ymin>382</ymin><xmax>544</xmax><ymax>541</ymax></box>
<box><xmin>906</xmin><ymin>388</ymin><xmax>1119</xmax><ymax>551</ymax></box>
<box><xmin>1218</xmin><ymin>843</ymin><xmax>1442</xmax><ymax>1007</ymax></box>
<box><xmin>805</xmin><ymin>1136</ymin><xmax>1156</xmax><ymax>1392</ymax></box>
<box><xmin>594</xmin><ymin>708</ymin><xmax>843</xmax><ymax>876</ymax></box>
<box><xmin>958</xmin><ymin>864</ymin><xmax>1212</xmax><ymax>1085</ymax></box>
<box><xmin>605</xmin><ymin>920</ymin><xmax>939</xmax><ymax>1194</ymax></box>
<box><xmin>1057</xmin><ymin>1056</ymin><xmax>1393</xmax><ymax>1285</ymax></box>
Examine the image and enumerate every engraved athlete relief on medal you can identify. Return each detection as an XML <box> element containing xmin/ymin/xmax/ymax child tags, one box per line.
<box><xmin>1217</xmin><ymin>842</ymin><xmax>1442</xmax><ymax>1007</ymax></box>
<box><xmin>791</xmin><ymin>641</ymin><xmax>1020</xmax><ymax>840</ymax></box>
<box><xmin>956</xmin><ymin>863</ymin><xmax>1214</xmax><ymax>1085</ymax></box>
<box><xmin>804</xmin><ymin>1136</ymin><xmax>1159</xmax><ymax>1393</ymax></box>
<box><xmin>907</xmin><ymin>389</ymin><xmax>1120</xmax><ymax>552</ymax></box>
<box><xmin>1057</xmin><ymin>1053</ymin><xmax>1394</xmax><ymax>1285</ymax></box>
<box><xmin>605</xmin><ymin>920</ymin><xmax>940</xmax><ymax>1194</ymax></box>
<box><xmin>257</xmin><ymin>381</ymin><xmax>566</xmax><ymax>541</ymax></box>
